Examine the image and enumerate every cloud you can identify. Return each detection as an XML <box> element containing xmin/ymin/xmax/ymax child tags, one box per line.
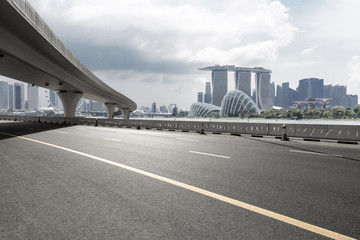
<box><xmin>28</xmin><ymin>0</ymin><xmax>296</xmax><ymax>67</ymax></box>
<box><xmin>25</xmin><ymin>0</ymin><xmax>297</xmax><ymax>108</ymax></box>
<box><xmin>300</xmin><ymin>47</ymin><xmax>314</xmax><ymax>55</ymax></box>
<box><xmin>93</xmin><ymin>69</ymin><xmax>207</xmax><ymax>109</ymax></box>
<box><xmin>347</xmin><ymin>56</ymin><xmax>360</xmax><ymax>96</ymax></box>
<box><xmin>281</xmin><ymin>60</ymin><xmax>322</xmax><ymax>68</ymax></box>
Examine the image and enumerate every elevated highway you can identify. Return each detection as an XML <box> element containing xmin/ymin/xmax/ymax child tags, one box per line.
<box><xmin>0</xmin><ymin>0</ymin><xmax>136</xmax><ymax>118</ymax></box>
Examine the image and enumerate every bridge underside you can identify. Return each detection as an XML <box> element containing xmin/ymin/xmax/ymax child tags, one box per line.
<box><xmin>0</xmin><ymin>0</ymin><xmax>136</xmax><ymax>119</ymax></box>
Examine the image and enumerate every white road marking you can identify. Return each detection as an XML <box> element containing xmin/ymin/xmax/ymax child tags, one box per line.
<box><xmin>57</xmin><ymin>131</ymin><xmax>69</xmax><ymax>134</ymax></box>
<box><xmin>189</xmin><ymin>151</ymin><xmax>230</xmax><ymax>159</ymax></box>
<box><xmin>289</xmin><ymin>150</ymin><xmax>343</xmax><ymax>157</ymax></box>
<box><xmin>176</xmin><ymin>138</ymin><xmax>199</xmax><ymax>142</ymax></box>
<box><xmin>0</xmin><ymin>131</ymin><xmax>355</xmax><ymax>240</ymax></box>
<box><xmin>104</xmin><ymin>138</ymin><xmax>122</xmax><ymax>142</ymax></box>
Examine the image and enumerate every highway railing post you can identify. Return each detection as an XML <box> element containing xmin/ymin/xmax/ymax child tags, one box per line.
<box><xmin>200</xmin><ymin>123</ymin><xmax>205</xmax><ymax>134</ymax></box>
<box><xmin>282</xmin><ymin>124</ymin><xmax>289</xmax><ymax>141</ymax></box>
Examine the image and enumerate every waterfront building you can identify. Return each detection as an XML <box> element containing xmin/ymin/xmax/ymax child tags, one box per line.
<box><xmin>8</xmin><ymin>84</ymin><xmax>13</xmax><ymax>110</ymax></box>
<box><xmin>151</xmin><ymin>102</ymin><xmax>156</xmax><ymax>113</ymax></box>
<box><xmin>197</xmin><ymin>92</ymin><xmax>204</xmax><ymax>103</ymax></box>
<box><xmin>234</xmin><ymin>71</ymin><xmax>251</xmax><ymax>97</ymax></box>
<box><xmin>211</xmin><ymin>70</ymin><xmax>228</xmax><ymax>107</ymax></box>
<box><xmin>0</xmin><ymin>81</ymin><xmax>8</xmax><ymax>109</ymax></box>
<box><xmin>188</xmin><ymin>102</ymin><xmax>220</xmax><ymax>117</ymax></box>
<box><xmin>28</xmin><ymin>84</ymin><xmax>39</xmax><ymax>110</ymax></box>
<box><xmin>199</xmin><ymin>65</ymin><xmax>272</xmax><ymax>110</ymax></box>
<box><xmin>14</xmin><ymin>82</ymin><xmax>24</xmax><ymax>109</ymax></box>
<box><xmin>298</xmin><ymin>78</ymin><xmax>324</xmax><ymax>100</ymax></box>
<box><xmin>220</xmin><ymin>90</ymin><xmax>260</xmax><ymax>117</ymax></box>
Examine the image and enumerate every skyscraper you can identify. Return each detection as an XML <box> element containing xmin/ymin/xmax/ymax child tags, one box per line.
<box><xmin>14</xmin><ymin>82</ymin><xmax>24</xmax><ymax>109</ymax></box>
<box><xmin>204</xmin><ymin>82</ymin><xmax>212</xmax><ymax>104</ymax></box>
<box><xmin>234</xmin><ymin>71</ymin><xmax>251</xmax><ymax>97</ymax></box>
<box><xmin>151</xmin><ymin>102</ymin><xmax>156</xmax><ymax>113</ymax></box>
<box><xmin>282</xmin><ymin>82</ymin><xmax>290</xmax><ymax>108</ymax></box>
<box><xmin>49</xmin><ymin>90</ymin><xmax>56</xmax><ymax>108</ymax></box>
<box><xmin>199</xmin><ymin>65</ymin><xmax>272</xmax><ymax>109</ymax></box>
<box><xmin>8</xmin><ymin>84</ymin><xmax>13</xmax><ymax>110</ymax></box>
<box><xmin>298</xmin><ymin>78</ymin><xmax>324</xmax><ymax>100</ymax></box>
<box><xmin>197</xmin><ymin>92</ymin><xmax>204</xmax><ymax>102</ymax></box>
<box><xmin>0</xmin><ymin>81</ymin><xmax>9</xmax><ymax>109</ymax></box>
<box><xmin>270</xmin><ymin>82</ymin><xmax>275</xmax><ymax>106</ymax></box>
<box><xmin>28</xmin><ymin>84</ymin><xmax>39</xmax><ymax>110</ymax></box>
<box><xmin>159</xmin><ymin>105</ymin><xmax>167</xmax><ymax>113</ymax></box>
<box><xmin>211</xmin><ymin>70</ymin><xmax>228</xmax><ymax>106</ymax></box>
<box><xmin>255</xmin><ymin>72</ymin><xmax>273</xmax><ymax>110</ymax></box>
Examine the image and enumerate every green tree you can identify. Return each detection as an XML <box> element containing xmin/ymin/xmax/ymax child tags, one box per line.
<box><xmin>354</xmin><ymin>104</ymin><xmax>360</xmax><ymax>117</ymax></box>
<box><xmin>331</xmin><ymin>106</ymin><xmax>346</xmax><ymax>119</ymax></box>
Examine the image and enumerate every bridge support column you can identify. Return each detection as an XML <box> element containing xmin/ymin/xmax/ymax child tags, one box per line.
<box><xmin>121</xmin><ymin>109</ymin><xmax>131</xmax><ymax>119</ymax></box>
<box><xmin>58</xmin><ymin>91</ymin><xmax>83</xmax><ymax>118</ymax></box>
<box><xmin>105</xmin><ymin>103</ymin><xmax>116</xmax><ymax>119</ymax></box>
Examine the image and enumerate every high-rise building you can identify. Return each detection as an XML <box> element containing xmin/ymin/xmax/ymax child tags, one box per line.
<box><xmin>275</xmin><ymin>85</ymin><xmax>282</xmax><ymax>107</ymax></box>
<box><xmin>348</xmin><ymin>95</ymin><xmax>358</xmax><ymax>109</ymax></box>
<box><xmin>159</xmin><ymin>105</ymin><xmax>167</xmax><ymax>113</ymax></box>
<box><xmin>199</xmin><ymin>65</ymin><xmax>272</xmax><ymax>109</ymax></box>
<box><xmin>204</xmin><ymin>82</ymin><xmax>212</xmax><ymax>104</ymax></box>
<box><xmin>197</xmin><ymin>92</ymin><xmax>204</xmax><ymax>102</ymax></box>
<box><xmin>28</xmin><ymin>84</ymin><xmax>39</xmax><ymax>110</ymax></box>
<box><xmin>255</xmin><ymin>72</ymin><xmax>273</xmax><ymax>110</ymax></box>
<box><xmin>90</xmin><ymin>101</ymin><xmax>103</xmax><ymax>111</ymax></box>
<box><xmin>298</xmin><ymin>78</ymin><xmax>324</xmax><ymax>100</ymax></box>
<box><xmin>289</xmin><ymin>88</ymin><xmax>298</xmax><ymax>107</ymax></box>
<box><xmin>251</xmin><ymin>89</ymin><xmax>256</xmax><ymax>103</ymax></box>
<box><xmin>270</xmin><ymin>82</ymin><xmax>275</xmax><ymax>106</ymax></box>
<box><xmin>151</xmin><ymin>102</ymin><xmax>157</xmax><ymax>113</ymax></box>
<box><xmin>14</xmin><ymin>82</ymin><xmax>24</xmax><ymax>109</ymax></box>
<box><xmin>235</xmin><ymin>71</ymin><xmax>251</xmax><ymax>97</ymax></box>
<box><xmin>0</xmin><ymin>81</ymin><xmax>9</xmax><ymax>109</ymax></box>
<box><xmin>49</xmin><ymin>90</ymin><xmax>57</xmax><ymax>108</ymax></box>
<box><xmin>281</xmin><ymin>82</ymin><xmax>290</xmax><ymax>108</ymax></box>
<box><xmin>211</xmin><ymin>70</ymin><xmax>228</xmax><ymax>106</ymax></box>
<box><xmin>8</xmin><ymin>84</ymin><xmax>13</xmax><ymax>110</ymax></box>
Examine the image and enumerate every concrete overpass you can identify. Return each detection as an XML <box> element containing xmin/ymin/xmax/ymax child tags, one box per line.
<box><xmin>0</xmin><ymin>0</ymin><xmax>137</xmax><ymax>118</ymax></box>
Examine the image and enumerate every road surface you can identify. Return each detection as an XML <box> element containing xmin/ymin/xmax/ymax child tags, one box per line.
<box><xmin>0</xmin><ymin>120</ymin><xmax>359</xmax><ymax>239</ymax></box>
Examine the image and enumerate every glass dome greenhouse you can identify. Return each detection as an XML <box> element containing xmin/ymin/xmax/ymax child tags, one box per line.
<box><xmin>220</xmin><ymin>90</ymin><xmax>260</xmax><ymax>117</ymax></box>
<box><xmin>188</xmin><ymin>102</ymin><xmax>221</xmax><ymax>117</ymax></box>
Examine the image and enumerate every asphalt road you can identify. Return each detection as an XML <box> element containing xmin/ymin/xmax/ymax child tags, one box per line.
<box><xmin>0</xmin><ymin>120</ymin><xmax>359</xmax><ymax>239</ymax></box>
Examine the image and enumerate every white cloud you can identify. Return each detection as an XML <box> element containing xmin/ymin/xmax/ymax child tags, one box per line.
<box><xmin>93</xmin><ymin>69</ymin><xmax>207</xmax><ymax>109</ymax></box>
<box><xmin>281</xmin><ymin>60</ymin><xmax>322</xmax><ymax>68</ymax></box>
<box><xmin>28</xmin><ymin>0</ymin><xmax>296</xmax><ymax>65</ymax></box>
<box><xmin>347</xmin><ymin>56</ymin><xmax>360</xmax><ymax>96</ymax></box>
<box><xmin>300</xmin><ymin>47</ymin><xmax>314</xmax><ymax>55</ymax></box>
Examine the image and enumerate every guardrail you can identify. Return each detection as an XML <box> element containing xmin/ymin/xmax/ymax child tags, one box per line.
<box><xmin>1</xmin><ymin>115</ymin><xmax>359</xmax><ymax>142</ymax></box>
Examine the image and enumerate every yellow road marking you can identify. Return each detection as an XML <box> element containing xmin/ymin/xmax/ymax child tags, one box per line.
<box><xmin>0</xmin><ymin>131</ymin><xmax>355</xmax><ymax>240</ymax></box>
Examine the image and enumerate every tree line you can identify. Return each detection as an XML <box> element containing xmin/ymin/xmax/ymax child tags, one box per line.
<box><xmin>245</xmin><ymin>105</ymin><xmax>360</xmax><ymax>120</ymax></box>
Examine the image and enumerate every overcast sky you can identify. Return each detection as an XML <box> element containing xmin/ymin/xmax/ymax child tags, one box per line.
<box><xmin>8</xmin><ymin>0</ymin><xmax>360</xmax><ymax>109</ymax></box>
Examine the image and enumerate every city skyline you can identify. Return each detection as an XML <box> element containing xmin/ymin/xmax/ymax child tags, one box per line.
<box><xmin>1</xmin><ymin>0</ymin><xmax>360</xmax><ymax>110</ymax></box>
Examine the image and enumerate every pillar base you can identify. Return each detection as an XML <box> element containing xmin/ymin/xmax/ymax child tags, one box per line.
<box><xmin>105</xmin><ymin>103</ymin><xmax>116</xmax><ymax>119</ymax></box>
<box><xmin>57</xmin><ymin>91</ymin><xmax>83</xmax><ymax>118</ymax></box>
<box><xmin>121</xmin><ymin>109</ymin><xmax>130</xmax><ymax>119</ymax></box>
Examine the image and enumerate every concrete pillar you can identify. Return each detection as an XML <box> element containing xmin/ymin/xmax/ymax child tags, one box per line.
<box><xmin>57</xmin><ymin>91</ymin><xmax>83</xmax><ymax>117</ymax></box>
<box><xmin>105</xmin><ymin>103</ymin><xmax>116</xmax><ymax>119</ymax></box>
<box><xmin>121</xmin><ymin>108</ymin><xmax>130</xmax><ymax>119</ymax></box>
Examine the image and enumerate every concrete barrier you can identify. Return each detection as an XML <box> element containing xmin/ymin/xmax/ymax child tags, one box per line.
<box><xmin>0</xmin><ymin>115</ymin><xmax>359</xmax><ymax>142</ymax></box>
